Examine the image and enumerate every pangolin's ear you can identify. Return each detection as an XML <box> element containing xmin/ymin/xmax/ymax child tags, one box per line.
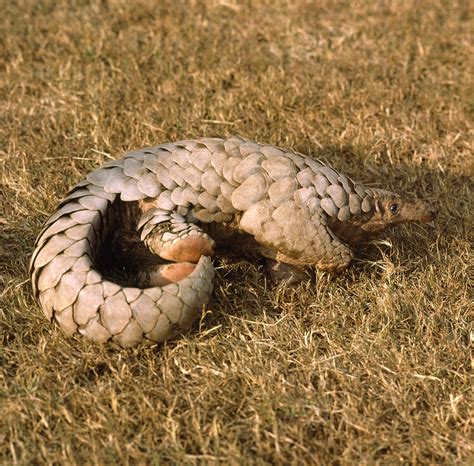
<box><xmin>375</xmin><ymin>200</ymin><xmax>384</xmax><ymax>215</ymax></box>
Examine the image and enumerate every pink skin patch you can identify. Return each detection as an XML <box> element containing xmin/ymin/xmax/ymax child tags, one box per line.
<box><xmin>147</xmin><ymin>262</ymin><xmax>197</xmax><ymax>286</ymax></box>
<box><xmin>159</xmin><ymin>236</ymin><xmax>214</xmax><ymax>263</ymax></box>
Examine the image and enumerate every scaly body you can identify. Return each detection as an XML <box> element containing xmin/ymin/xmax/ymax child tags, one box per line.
<box><xmin>30</xmin><ymin>137</ymin><xmax>436</xmax><ymax>347</ymax></box>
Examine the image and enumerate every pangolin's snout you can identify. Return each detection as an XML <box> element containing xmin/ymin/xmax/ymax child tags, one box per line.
<box><xmin>403</xmin><ymin>201</ymin><xmax>438</xmax><ymax>222</ymax></box>
<box><xmin>419</xmin><ymin>202</ymin><xmax>438</xmax><ymax>222</ymax></box>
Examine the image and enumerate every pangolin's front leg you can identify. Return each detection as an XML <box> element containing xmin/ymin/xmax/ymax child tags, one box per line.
<box><xmin>311</xmin><ymin>208</ymin><xmax>354</xmax><ymax>272</ymax></box>
<box><xmin>264</xmin><ymin>220</ymin><xmax>353</xmax><ymax>284</ymax></box>
<box><xmin>246</xmin><ymin>200</ymin><xmax>353</xmax><ymax>284</ymax></box>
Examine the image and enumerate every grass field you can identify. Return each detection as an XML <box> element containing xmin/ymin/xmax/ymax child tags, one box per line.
<box><xmin>1</xmin><ymin>0</ymin><xmax>472</xmax><ymax>464</ymax></box>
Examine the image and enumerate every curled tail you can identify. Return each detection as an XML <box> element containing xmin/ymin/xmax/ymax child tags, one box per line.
<box><xmin>30</xmin><ymin>175</ymin><xmax>214</xmax><ymax>348</ymax></box>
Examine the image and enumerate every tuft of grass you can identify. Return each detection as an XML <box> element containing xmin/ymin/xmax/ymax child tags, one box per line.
<box><xmin>1</xmin><ymin>0</ymin><xmax>472</xmax><ymax>464</ymax></box>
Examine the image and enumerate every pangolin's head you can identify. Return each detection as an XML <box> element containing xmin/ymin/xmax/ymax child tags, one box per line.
<box><xmin>327</xmin><ymin>188</ymin><xmax>437</xmax><ymax>244</ymax></box>
<box><xmin>362</xmin><ymin>192</ymin><xmax>437</xmax><ymax>231</ymax></box>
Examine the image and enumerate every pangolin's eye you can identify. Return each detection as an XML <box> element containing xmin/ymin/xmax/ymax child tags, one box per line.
<box><xmin>390</xmin><ymin>203</ymin><xmax>399</xmax><ymax>213</ymax></box>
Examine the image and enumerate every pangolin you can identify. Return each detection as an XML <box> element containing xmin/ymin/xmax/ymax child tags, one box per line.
<box><xmin>30</xmin><ymin>137</ymin><xmax>437</xmax><ymax>347</ymax></box>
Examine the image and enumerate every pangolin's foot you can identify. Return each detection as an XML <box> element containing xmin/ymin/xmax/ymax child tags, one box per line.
<box><xmin>138</xmin><ymin>262</ymin><xmax>197</xmax><ymax>287</ymax></box>
<box><xmin>265</xmin><ymin>259</ymin><xmax>311</xmax><ymax>286</ymax></box>
<box><xmin>316</xmin><ymin>260</ymin><xmax>351</xmax><ymax>273</ymax></box>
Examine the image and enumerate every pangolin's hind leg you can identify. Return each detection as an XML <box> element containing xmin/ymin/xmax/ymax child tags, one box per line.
<box><xmin>138</xmin><ymin>206</ymin><xmax>215</xmax><ymax>265</ymax></box>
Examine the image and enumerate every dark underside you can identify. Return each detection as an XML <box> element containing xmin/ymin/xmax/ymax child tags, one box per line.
<box><xmin>97</xmin><ymin>201</ymin><xmax>263</xmax><ymax>286</ymax></box>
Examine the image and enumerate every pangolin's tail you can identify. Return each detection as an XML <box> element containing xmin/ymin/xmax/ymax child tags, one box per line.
<box><xmin>29</xmin><ymin>178</ymin><xmax>214</xmax><ymax>347</ymax></box>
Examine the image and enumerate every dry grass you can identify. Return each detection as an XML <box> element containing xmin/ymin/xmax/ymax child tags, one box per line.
<box><xmin>1</xmin><ymin>0</ymin><xmax>473</xmax><ymax>464</ymax></box>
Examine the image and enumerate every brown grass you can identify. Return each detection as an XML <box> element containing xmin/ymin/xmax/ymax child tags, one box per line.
<box><xmin>1</xmin><ymin>0</ymin><xmax>472</xmax><ymax>464</ymax></box>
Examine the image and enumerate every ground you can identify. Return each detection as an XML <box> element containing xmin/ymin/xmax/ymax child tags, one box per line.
<box><xmin>0</xmin><ymin>0</ymin><xmax>472</xmax><ymax>464</ymax></box>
